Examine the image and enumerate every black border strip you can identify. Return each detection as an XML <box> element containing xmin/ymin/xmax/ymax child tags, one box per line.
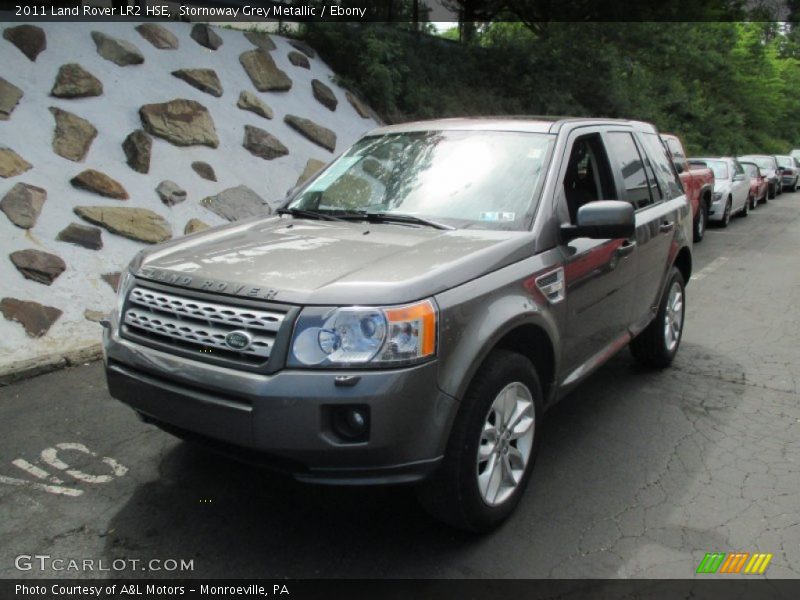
<box><xmin>2</xmin><ymin>579</ymin><xmax>800</xmax><ymax>599</ymax></box>
<box><xmin>0</xmin><ymin>0</ymin><xmax>796</xmax><ymax>23</ymax></box>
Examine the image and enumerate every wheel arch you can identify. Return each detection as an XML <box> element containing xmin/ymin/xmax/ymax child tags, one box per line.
<box><xmin>440</xmin><ymin>302</ymin><xmax>561</xmax><ymax>411</ymax></box>
<box><xmin>492</xmin><ymin>323</ymin><xmax>557</xmax><ymax>406</ymax></box>
<box><xmin>674</xmin><ymin>245</ymin><xmax>692</xmax><ymax>283</ymax></box>
<box><xmin>701</xmin><ymin>187</ymin><xmax>712</xmax><ymax>210</ymax></box>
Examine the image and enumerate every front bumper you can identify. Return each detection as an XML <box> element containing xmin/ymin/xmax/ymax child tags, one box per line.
<box><xmin>708</xmin><ymin>196</ymin><xmax>726</xmax><ymax>221</ymax></box>
<box><xmin>104</xmin><ymin>327</ymin><xmax>456</xmax><ymax>485</ymax></box>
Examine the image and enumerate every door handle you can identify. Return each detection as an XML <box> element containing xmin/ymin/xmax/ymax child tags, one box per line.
<box><xmin>616</xmin><ymin>240</ymin><xmax>637</xmax><ymax>257</ymax></box>
<box><xmin>659</xmin><ymin>220</ymin><xmax>675</xmax><ymax>233</ymax></box>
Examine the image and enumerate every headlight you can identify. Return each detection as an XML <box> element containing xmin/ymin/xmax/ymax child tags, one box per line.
<box><xmin>289</xmin><ymin>299</ymin><xmax>437</xmax><ymax>368</ymax></box>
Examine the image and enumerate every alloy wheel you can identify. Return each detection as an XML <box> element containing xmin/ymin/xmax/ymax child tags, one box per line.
<box><xmin>476</xmin><ymin>382</ymin><xmax>535</xmax><ymax>507</ymax></box>
<box><xmin>663</xmin><ymin>281</ymin><xmax>684</xmax><ymax>353</ymax></box>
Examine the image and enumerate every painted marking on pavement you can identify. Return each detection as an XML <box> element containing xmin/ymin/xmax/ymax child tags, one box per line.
<box><xmin>41</xmin><ymin>442</ymin><xmax>129</xmax><ymax>483</ymax></box>
<box><xmin>12</xmin><ymin>458</ymin><xmax>64</xmax><ymax>484</ymax></box>
<box><xmin>0</xmin><ymin>442</ymin><xmax>128</xmax><ymax>496</ymax></box>
<box><xmin>0</xmin><ymin>475</ymin><xmax>82</xmax><ymax>497</ymax></box>
<box><xmin>691</xmin><ymin>256</ymin><xmax>729</xmax><ymax>281</ymax></box>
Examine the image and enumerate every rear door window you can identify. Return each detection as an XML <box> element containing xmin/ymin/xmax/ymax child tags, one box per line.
<box><xmin>641</xmin><ymin>133</ymin><xmax>684</xmax><ymax>199</ymax></box>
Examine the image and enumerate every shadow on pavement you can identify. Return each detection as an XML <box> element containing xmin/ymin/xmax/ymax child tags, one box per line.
<box><xmin>102</xmin><ymin>343</ymin><xmax>747</xmax><ymax>578</ymax></box>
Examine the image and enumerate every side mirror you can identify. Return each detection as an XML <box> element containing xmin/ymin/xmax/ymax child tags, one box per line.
<box><xmin>733</xmin><ymin>173</ymin><xmax>745</xmax><ymax>181</ymax></box>
<box><xmin>674</xmin><ymin>161</ymin><xmax>685</xmax><ymax>174</ymax></box>
<box><xmin>561</xmin><ymin>200</ymin><xmax>635</xmax><ymax>241</ymax></box>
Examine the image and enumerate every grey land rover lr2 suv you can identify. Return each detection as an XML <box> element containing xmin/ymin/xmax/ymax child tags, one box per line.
<box><xmin>104</xmin><ymin>117</ymin><xmax>692</xmax><ymax>532</ymax></box>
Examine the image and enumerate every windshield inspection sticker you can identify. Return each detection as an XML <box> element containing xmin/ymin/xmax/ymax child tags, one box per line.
<box><xmin>481</xmin><ymin>212</ymin><xmax>516</xmax><ymax>222</ymax></box>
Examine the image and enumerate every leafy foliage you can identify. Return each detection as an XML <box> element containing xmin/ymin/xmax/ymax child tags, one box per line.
<box><xmin>303</xmin><ymin>22</ymin><xmax>800</xmax><ymax>154</ymax></box>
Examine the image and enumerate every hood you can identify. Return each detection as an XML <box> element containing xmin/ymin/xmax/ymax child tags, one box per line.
<box><xmin>136</xmin><ymin>216</ymin><xmax>535</xmax><ymax>305</ymax></box>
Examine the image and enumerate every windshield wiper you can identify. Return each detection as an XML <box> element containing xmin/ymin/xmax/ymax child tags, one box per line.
<box><xmin>277</xmin><ymin>207</ymin><xmax>348</xmax><ymax>223</ymax></box>
<box><xmin>279</xmin><ymin>208</ymin><xmax>454</xmax><ymax>230</ymax></box>
<box><xmin>359</xmin><ymin>212</ymin><xmax>454</xmax><ymax>230</ymax></box>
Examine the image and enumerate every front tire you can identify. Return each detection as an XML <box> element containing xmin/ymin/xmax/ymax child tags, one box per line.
<box><xmin>749</xmin><ymin>194</ymin><xmax>758</xmax><ymax>210</ymax></box>
<box><xmin>416</xmin><ymin>350</ymin><xmax>543</xmax><ymax>532</ymax></box>
<box><xmin>693</xmin><ymin>202</ymin><xmax>707</xmax><ymax>242</ymax></box>
<box><xmin>768</xmin><ymin>183</ymin><xmax>776</xmax><ymax>199</ymax></box>
<box><xmin>740</xmin><ymin>196</ymin><xmax>749</xmax><ymax>217</ymax></box>
<box><xmin>719</xmin><ymin>198</ymin><xmax>732</xmax><ymax>228</ymax></box>
<box><xmin>630</xmin><ymin>267</ymin><xmax>686</xmax><ymax>369</ymax></box>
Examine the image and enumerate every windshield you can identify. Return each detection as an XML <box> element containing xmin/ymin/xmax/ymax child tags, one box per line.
<box><xmin>741</xmin><ymin>163</ymin><xmax>759</xmax><ymax>178</ymax></box>
<box><xmin>704</xmin><ymin>160</ymin><xmax>729</xmax><ymax>180</ymax></box>
<box><xmin>287</xmin><ymin>130</ymin><xmax>554</xmax><ymax>230</ymax></box>
<box><xmin>775</xmin><ymin>156</ymin><xmax>794</xmax><ymax>168</ymax></box>
<box><xmin>741</xmin><ymin>156</ymin><xmax>775</xmax><ymax>170</ymax></box>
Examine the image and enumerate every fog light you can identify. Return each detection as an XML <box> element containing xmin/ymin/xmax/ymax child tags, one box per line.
<box><xmin>347</xmin><ymin>409</ymin><xmax>366</xmax><ymax>431</ymax></box>
<box><xmin>331</xmin><ymin>405</ymin><xmax>370</xmax><ymax>442</ymax></box>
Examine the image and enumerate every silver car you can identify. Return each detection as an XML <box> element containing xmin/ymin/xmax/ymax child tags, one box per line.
<box><xmin>693</xmin><ymin>157</ymin><xmax>750</xmax><ymax>227</ymax></box>
<box><xmin>775</xmin><ymin>155</ymin><xmax>799</xmax><ymax>192</ymax></box>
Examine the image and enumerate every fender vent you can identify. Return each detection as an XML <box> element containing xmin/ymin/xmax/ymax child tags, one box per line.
<box><xmin>535</xmin><ymin>268</ymin><xmax>565</xmax><ymax>304</ymax></box>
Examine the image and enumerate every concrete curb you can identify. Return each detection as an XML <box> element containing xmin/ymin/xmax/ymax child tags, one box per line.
<box><xmin>0</xmin><ymin>344</ymin><xmax>103</xmax><ymax>386</ymax></box>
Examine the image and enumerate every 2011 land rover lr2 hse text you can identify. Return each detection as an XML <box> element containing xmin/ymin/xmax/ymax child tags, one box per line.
<box><xmin>104</xmin><ymin>118</ymin><xmax>692</xmax><ymax>532</ymax></box>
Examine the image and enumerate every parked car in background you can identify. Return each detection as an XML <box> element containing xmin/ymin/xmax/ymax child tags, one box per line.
<box><xmin>693</xmin><ymin>157</ymin><xmax>750</xmax><ymax>227</ymax></box>
<box><xmin>790</xmin><ymin>149</ymin><xmax>800</xmax><ymax>161</ymax></box>
<box><xmin>739</xmin><ymin>155</ymin><xmax>782</xmax><ymax>198</ymax></box>
<box><xmin>740</xmin><ymin>161</ymin><xmax>769</xmax><ymax>209</ymax></box>
<box><xmin>660</xmin><ymin>133</ymin><xmax>714</xmax><ymax>242</ymax></box>
<box><xmin>775</xmin><ymin>155</ymin><xmax>799</xmax><ymax>192</ymax></box>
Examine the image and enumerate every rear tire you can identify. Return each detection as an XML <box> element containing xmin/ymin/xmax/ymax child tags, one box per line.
<box><xmin>416</xmin><ymin>350</ymin><xmax>543</xmax><ymax>532</ymax></box>
<box><xmin>693</xmin><ymin>202</ymin><xmax>707</xmax><ymax>242</ymax></box>
<box><xmin>630</xmin><ymin>267</ymin><xmax>685</xmax><ymax>369</ymax></box>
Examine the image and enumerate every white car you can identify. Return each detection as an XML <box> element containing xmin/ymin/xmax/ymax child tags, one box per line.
<box><xmin>693</xmin><ymin>157</ymin><xmax>750</xmax><ymax>227</ymax></box>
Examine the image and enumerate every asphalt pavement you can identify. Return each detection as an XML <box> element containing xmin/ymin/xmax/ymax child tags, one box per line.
<box><xmin>1</xmin><ymin>191</ymin><xmax>799</xmax><ymax>579</ymax></box>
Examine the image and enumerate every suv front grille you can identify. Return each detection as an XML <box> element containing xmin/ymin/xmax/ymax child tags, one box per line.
<box><xmin>122</xmin><ymin>286</ymin><xmax>288</xmax><ymax>367</ymax></box>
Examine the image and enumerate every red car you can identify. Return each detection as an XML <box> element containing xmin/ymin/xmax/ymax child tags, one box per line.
<box><xmin>740</xmin><ymin>161</ymin><xmax>769</xmax><ymax>209</ymax></box>
<box><xmin>660</xmin><ymin>133</ymin><xmax>715</xmax><ymax>242</ymax></box>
